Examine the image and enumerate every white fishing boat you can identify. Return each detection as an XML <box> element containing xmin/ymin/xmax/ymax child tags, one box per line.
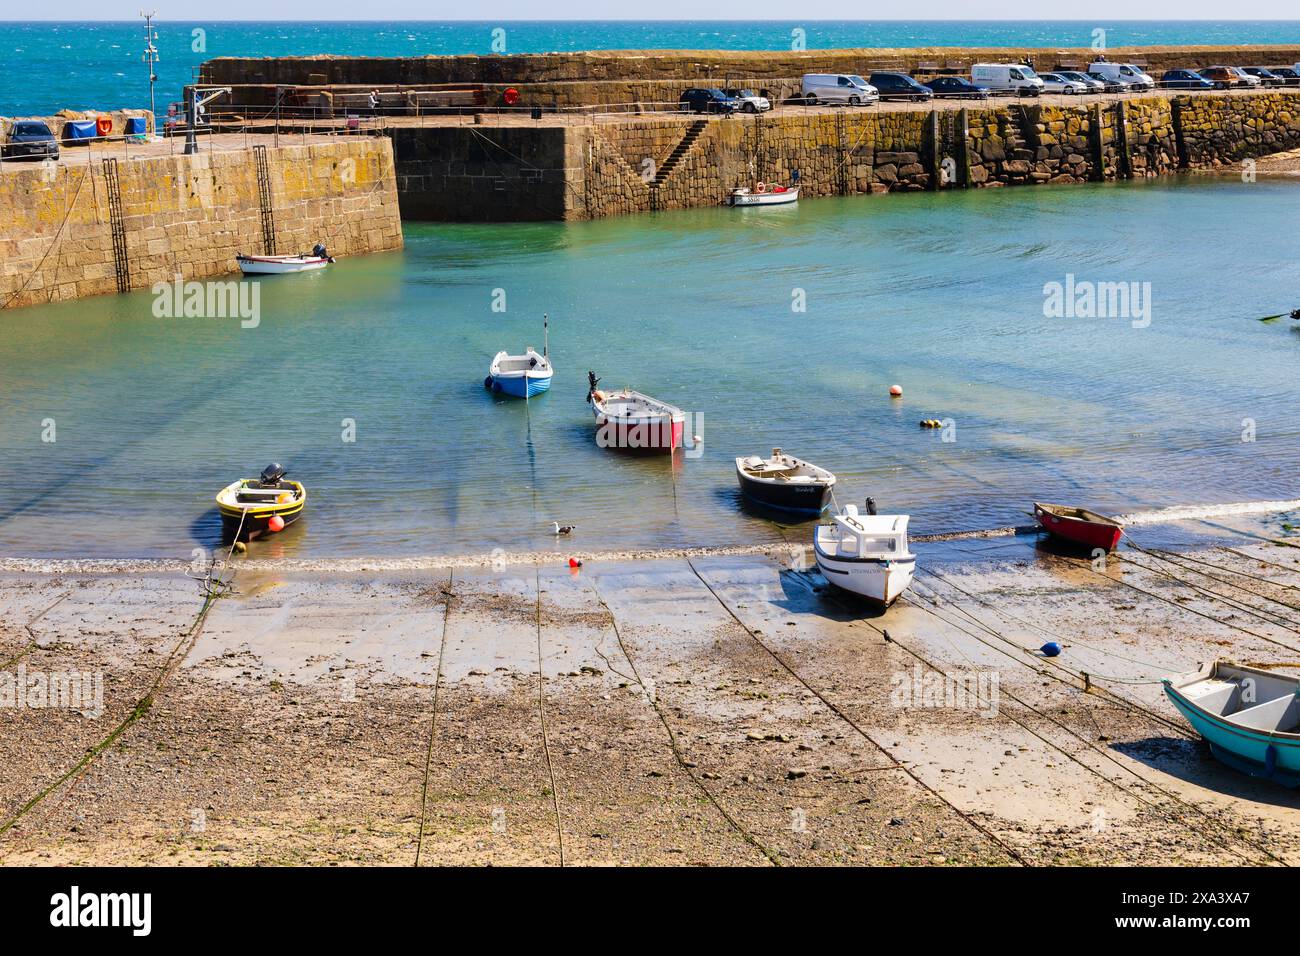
<box><xmin>484</xmin><ymin>315</ymin><xmax>554</xmax><ymax>398</ymax></box>
<box><xmin>236</xmin><ymin>252</ymin><xmax>333</xmax><ymax>275</ymax></box>
<box><xmin>728</xmin><ymin>183</ymin><xmax>799</xmax><ymax>207</ymax></box>
<box><xmin>814</xmin><ymin>503</ymin><xmax>915</xmax><ymax>606</ymax></box>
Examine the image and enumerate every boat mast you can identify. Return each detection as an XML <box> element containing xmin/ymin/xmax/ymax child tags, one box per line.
<box><xmin>543</xmin><ymin>313</ymin><xmax>548</xmax><ymax>358</ymax></box>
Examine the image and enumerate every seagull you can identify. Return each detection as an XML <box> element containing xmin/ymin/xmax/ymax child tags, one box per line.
<box><xmin>553</xmin><ymin>522</ymin><xmax>575</xmax><ymax>535</ymax></box>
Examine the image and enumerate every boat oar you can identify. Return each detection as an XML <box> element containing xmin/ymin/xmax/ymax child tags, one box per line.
<box><xmin>1259</xmin><ymin>309</ymin><xmax>1300</xmax><ymax>323</ymax></box>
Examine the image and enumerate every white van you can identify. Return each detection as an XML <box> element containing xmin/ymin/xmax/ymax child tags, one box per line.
<box><xmin>1088</xmin><ymin>62</ymin><xmax>1156</xmax><ymax>91</ymax></box>
<box><xmin>970</xmin><ymin>63</ymin><xmax>1045</xmax><ymax>96</ymax></box>
<box><xmin>801</xmin><ymin>73</ymin><xmax>879</xmax><ymax>106</ymax></box>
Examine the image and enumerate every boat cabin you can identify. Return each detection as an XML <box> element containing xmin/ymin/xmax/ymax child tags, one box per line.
<box><xmin>823</xmin><ymin>506</ymin><xmax>911</xmax><ymax>560</ymax></box>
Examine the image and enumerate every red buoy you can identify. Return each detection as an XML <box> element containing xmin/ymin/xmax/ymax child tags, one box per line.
<box><xmin>268</xmin><ymin>515</ymin><xmax>285</xmax><ymax>533</ymax></box>
<box><xmin>889</xmin><ymin>384</ymin><xmax>903</xmax><ymax>397</ymax></box>
<box><xmin>503</xmin><ymin>87</ymin><xmax>520</xmax><ymax>106</ymax></box>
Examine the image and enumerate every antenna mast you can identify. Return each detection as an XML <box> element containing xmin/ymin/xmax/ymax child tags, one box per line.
<box><xmin>141</xmin><ymin>11</ymin><xmax>160</xmax><ymax>127</ymax></box>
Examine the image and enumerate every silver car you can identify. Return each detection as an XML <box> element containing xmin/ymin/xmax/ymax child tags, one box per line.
<box><xmin>1055</xmin><ymin>71</ymin><xmax>1107</xmax><ymax>93</ymax></box>
<box><xmin>1039</xmin><ymin>72</ymin><xmax>1088</xmax><ymax>94</ymax></box>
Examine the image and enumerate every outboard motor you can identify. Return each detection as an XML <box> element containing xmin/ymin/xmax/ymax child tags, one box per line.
<box><xmin>312</xmin><ymin>242</ymin><xmax>329</xmax><ymax>260</ymax></box>
<box><xmin>865</xmin><ymin>497</ymin><xmax>878</xmax><ymax>516</ymax></box>
<box><xmin>586</xmin><ymin>371</ymin><xmax>600</xmax><ymax>404</ymax></box>
<box><xmin>260</xmin><ymin>463</ymin><xmax>287</xmax><ymax>487</ymax></box>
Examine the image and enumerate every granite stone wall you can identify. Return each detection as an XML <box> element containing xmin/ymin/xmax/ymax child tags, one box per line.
<box><xmin>0</xmin><ymin>138</ymin><xmax>402</xmax><ymax>310</ymax></box>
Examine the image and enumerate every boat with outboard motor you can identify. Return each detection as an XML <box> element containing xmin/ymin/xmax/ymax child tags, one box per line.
<box><xmin>236</xmin><ymin>243</ymin><xmax>335</xmax><ymax>275</ymax></box>
<box><xmin>735</xmin><ymin>448</ymin><xmax>835</xmax><ymax>514</ymax></box>
<box><xmin>727</xmin><ymin>183</ymin><xmax>799</xmax><ymax>206</ymax></box>
<box><xmin>814</xmin><ymin>499</ymin><xmax>915</xmax><ymax>606</ymax></box>
<box><xmin>586</xmin><ymin>371</ymin><xmax>685</xmax><ymax>454</ymax></box>
<box><xmin>215</xmin><ymin>463</ymin><xmax>306</xmax><ymax>541</ymax></box>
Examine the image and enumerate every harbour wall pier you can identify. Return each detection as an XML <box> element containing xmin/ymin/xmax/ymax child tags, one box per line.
<box><xmin>388</xmin><ymin>90</ymin><xmax>1300</xmax><ymax>221</ymax></box>
<box><xmin>1</xmin><ymin>137</ymin><xmax>402</xmax><ymax>310</ymax></box>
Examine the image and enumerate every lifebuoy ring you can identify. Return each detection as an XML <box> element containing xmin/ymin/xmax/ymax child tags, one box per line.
<box><xmin>95</xmin><ymin>116</ymin><xmax>112</xmax><ymax>137</ymax></box>
<box><xmin>503</xmin><ymin>87</ymin><xmax>520</xmax><ymax>106</ymax></box>
<box><xmin>755</xmin><ymin>181</ymin><xmax>767</xmax><ymax>194</ymax></box>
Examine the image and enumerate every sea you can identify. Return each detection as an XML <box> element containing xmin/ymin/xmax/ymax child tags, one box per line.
<box><xmin>4</xmin><ymin>19</ymin><xmax>1300</xmax><ymax>116</ymax></box>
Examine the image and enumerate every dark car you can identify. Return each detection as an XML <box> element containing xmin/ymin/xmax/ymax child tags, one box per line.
<box><xmin>2</xmin><ymin>120</ymin><xmax>59</xmax><ymax>160</ymax></box>
<box><xmin>1270</xmin><ymin>67</ymin><xmax>1300</xmax><ymax>86</ymax></box>
<box><xmin>1161</xmin><ymin>69</ymin><xmax>1215</xmax><ymax>90</ymax></box>
<box><xmin>868</xmin><ymin>72</ymin><xmax>933</xmax><ymax>102</ymax></box>
<box><xmin>679</xmin><ymin>88</ymin><xmax>738</xmax><ymax>114</ymax></box>
<box><xmin>1085</xmin><ymin>71</ymin><xmax>1126</xmax><ymax>93</ymax></box>
<box><xmin>1243</xmin><ymin>67</ymin><xmax>1285</xmax><ymax>87</ymax></box>
<box><xmin>924</xmin><ymin>76</ymin><xmax>991</xmax><ymax>99</ymax></box>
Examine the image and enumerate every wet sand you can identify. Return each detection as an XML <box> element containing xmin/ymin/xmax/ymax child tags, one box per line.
<box><xmin>2</xmin><ymin>518</ymin><xmax>1299</xmax><ymax>866</ymax></box>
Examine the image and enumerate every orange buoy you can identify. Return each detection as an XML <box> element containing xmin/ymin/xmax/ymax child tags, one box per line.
<box><xmin>503</xmin><ymin>87</ymin><xmax>520</xmax><ymax>106</ymax></box>
<box><xmin>889</xmin><ymin>384</ymin><xmax>903</xmax><ymax>397</ymax></box>
<box><xmin>95</xmin><ymin>116</ymin><xmax>112</xmax><ymax>137</ymax></box>
<box><xmin>755</xmin><ymin>181</ymin><xmax>767</xmax><ymax>193</ymax></box>
<box><xmin>267</xmin><ymin>515</ymin><xmax>285</xmax><ymax>533</ymax></box>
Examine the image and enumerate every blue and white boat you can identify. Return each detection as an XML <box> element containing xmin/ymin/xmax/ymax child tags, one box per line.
<box><xmin>1164</xmin><ymin>660</ymin><xmax>1300</xmax><ymax>787</ymax></box>
<box><xmin>484</xmin><ymin>316</ymin><xmax>554</xmax><ymax>399</ymax></box>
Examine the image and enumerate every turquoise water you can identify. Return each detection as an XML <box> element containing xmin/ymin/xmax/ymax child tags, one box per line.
<box><xmin>2</xmin><ymin>177</ymin><xmax>1298</xmax><ymax>560</ymax></box>
<box><xmin>6</xmin><ymin>19</ymin><xmax>1300</xmax><ymax>115</ymax></box>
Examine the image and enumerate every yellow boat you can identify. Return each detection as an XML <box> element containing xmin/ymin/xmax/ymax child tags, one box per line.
<box><xmin>215</xmin><ymin>463</ymin><xmax>306</xmax><ymax>541</ymax></box>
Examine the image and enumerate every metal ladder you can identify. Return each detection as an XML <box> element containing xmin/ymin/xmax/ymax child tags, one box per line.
<box><xmin>253</xmin><ymin>144</ymin><xmax>277</xmax><ymax>255</ymax></box>
<box><xmin>101</xmin><ymin>158</ymin><xmax>131</xmax><ymax>293</ymax></box>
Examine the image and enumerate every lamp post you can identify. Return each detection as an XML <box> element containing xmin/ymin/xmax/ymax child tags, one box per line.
<box><xmin>141</xmin><ymin>11</ymin><xmax>159</xmax><ymax>130</ymax></box>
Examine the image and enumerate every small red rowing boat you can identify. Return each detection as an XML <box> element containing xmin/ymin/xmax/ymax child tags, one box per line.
<box><xmin>1033</xmin><ymin>502</ymin><xmax>1124</xmax><ymax>552</ymax></box>
<box><xmin>586</xmin><ymin>371</ymin><xmax>685</xmax><ymax>454</ymax></box>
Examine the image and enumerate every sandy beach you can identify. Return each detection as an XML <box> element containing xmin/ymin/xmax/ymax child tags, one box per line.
<box><xmin>3</xmin><ymin>515</ymin><xmax>1298</xmax><ymax>867</ymax></box>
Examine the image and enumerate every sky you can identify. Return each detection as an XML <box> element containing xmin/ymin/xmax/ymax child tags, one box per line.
<box><xmin>7</xmin><ymin>4</ymin><xmax>1300</xmax><ymax>20</ymax></box>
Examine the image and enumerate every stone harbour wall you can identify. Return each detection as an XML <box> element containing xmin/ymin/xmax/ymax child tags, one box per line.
<box><xmin>0</xmin><ymin>138</ymin><xmax>403</xmax><ymax>310</ymax></box>
<box><xmin>391</xmin><ymin>90</ymin><xmax>1300</xmax><ymax>221</ymax></box>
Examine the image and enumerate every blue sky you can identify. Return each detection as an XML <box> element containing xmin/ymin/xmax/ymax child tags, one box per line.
<box><xmin>9</xmin><ymin>5</ymin><xmax>1300</xmax><ymax>20</ymax></box>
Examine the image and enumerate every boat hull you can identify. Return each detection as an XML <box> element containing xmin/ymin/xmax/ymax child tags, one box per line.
<box><xmin>490</xmin><ymin>372</ymin><xmax>552</xmax><ymax>398</ymax></box>
<box><xmin>737</xmin><ymin>472</ymin><xmax>832</xmax><ymax>514</ymax></box>
<box><xmin>1164</xmin><ymin>683</ymin><xmax>1300</xmax><ymax>787</ymax></box>
<box><xmin>595</xmin><ymin>416</ymin><xmax>683</xmax><ymax>454</ymax></box>
<box><xmin>219</xmin><ymin>504</ymin><xmax>305</xmax><ymax>542</ymax></box>
<box><xmin>236</xmin><ymin>255</ymin><xmax>330</xmax><ymax>275</ymax></box>
<box><xmin>1034</xmin><ymin>503</ymin><xmax>1123</xmax><ymax>551</ymax></box>
<box><xmin>814</xmin><ymin>547</ymin><xmax>915</xmax><ymax>607</ymax></box>
<box><xmin>216</xmin><ymin>479</ymin><xmax>307</xmax><ymax>542</ymax></box>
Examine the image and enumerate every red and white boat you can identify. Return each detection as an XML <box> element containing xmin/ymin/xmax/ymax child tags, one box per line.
<box><xmin>1033</xmin><ymin>502</ymin><xmax>1124</xmax><ymax>552</ymax></box>
<box><xmin>236</xmin><ymin>253</ymin><xmax>333</xmax><ymax>275</ymax></box>
<box><xmin>727</xmin><ymin>183</ymin><xmax>799</xmax><ymax>207</ymax></box>
<box><xmin>586</xmin><ymin>371</ymin><xmax>685</xmax><ymax>454</ymax></box>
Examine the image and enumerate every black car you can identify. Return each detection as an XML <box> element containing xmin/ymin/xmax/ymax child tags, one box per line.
<box><xmin>1242</xmin><ymin>67</ymin><xmax>1286</xmax><ymax>87</ymax></box>
<box><xmin>2</xmin><ymin>120</ymin><xmax>59</xmax><ymax>160</ymax></box>
<box><xmin>924</xmin><ymin>76</ymin><xmax>991</xmax><ymax>99</ymax></box>
<box><xmin>1160</xmin><ymin>69</ymin><xmax>1215</xmax><ymax>90</ymax></box>
<box><xmin>1270</xmin><ymin>67</ymin><xmax>1300</xmax><ymax>86</ymax></box>
<box><xmin>868</xmin><ymin>72</ymin><xmax>933</xmax><ymax>102</ymax></box>
<box><xmin>679</xmin><ymin>88</ymin><xmax>739</xmax><ymax>114</ymax></box>
<box><xmin>1086</xmin><ymin>71</ymin><xmax>1126</xmax><ymax>93</ymax></box>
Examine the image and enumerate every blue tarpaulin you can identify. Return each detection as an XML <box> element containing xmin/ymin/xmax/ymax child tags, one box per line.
<box><xmin>64</xmin><ymin>120</ymin><xmax>97</xmax><ymax>141</ymax></box>
<box><xmin>124</xmin><ymin>117</ymin><xmax>147</xmax><ymax>135</ymax></box>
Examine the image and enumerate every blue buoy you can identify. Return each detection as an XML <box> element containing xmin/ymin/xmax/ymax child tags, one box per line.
<box><xmin>1040</xmin><ymin>641</ymin><xmax>1062</xmax><ymax>657</ymax></box>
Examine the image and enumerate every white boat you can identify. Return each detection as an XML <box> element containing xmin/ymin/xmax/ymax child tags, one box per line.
<box><xmin>728</xmin><ymin>184</ymin><xmax>799</xmax><ymax>207</ymax></box>
<box><xmin>814</xmin><ymin>504</ymin><xmax>915</xmax><ymax>606</ymax></box>
<box><xmin>236</xmin><ymin>253</ymin><xmax>333</xmax><ymax>275</ymax></box>
<box><xmin>586</xmin><ymin>371</ymin><xmax>685</xmax><ymax>454</ymax></box>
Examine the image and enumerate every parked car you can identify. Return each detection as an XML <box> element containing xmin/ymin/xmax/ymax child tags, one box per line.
<box><xmin>924</xmin><ymin>76</ymin><xmax>991</xmax><ymax>99</ymax></box>
<box><xmin>679</xmin><ymin>88</ymin><xmax>739</xmax><ymax>114</ymax></box>
<box><xmin>1088</xmin><ymin>61</ymin><xmax>1156</xmax><ymax>91</ymax></box>
<box><xmin>1056</xmin><ymin>70</ymin><xmax>1108</xmax><ymax>93</ymax></box>
<box><xmin>868</xmin><ymin>72</ymin><xmax>933</xmax><ymax>102</ymax></box>
<box><xmin>722</xmin><ymin>88</ymin><xmax>772</xmax><ymax>113</ymax></box>
<box><xmin>1038</xmin><ymin>72</ymin><xmax>1088</xmax><ymax>94</ymax></box>
<box><xmin>1086</xmin><ymin>71</ymin><xmax>1126</xmax><ymax>93</ymax></box>
<box><xmin>2</xmin><ymin>120</ymin><xmax>59</xmax><ymax>160</ymax></box>
<box><xmin>970</xmin><ymin>63</ymin><xmax>1045</xmax><ymax>96</ymax></box>
<box><xmin>1227</xmin><ymin>67</ymin><xmax>1263</xmax><ymax>87</ymax></box>
<box><xmin>1198</xmin><ymin>67</ymin><xmax>1242</xmax><ymax>89</ymax></box>
<box><xmin>1269</xmin><ymin>66</ymin><xmax>1300</xmax><ymax>85</ymax></box>
<box><xmin>1242</xmin><ymin>67</ymin><xmax>1285</xmax><ymax>87</ymax></box>
<box><xmin>801</xmin><ymin>73</ymin><xmax>879</xmax><ymax>106</ymax></box>
<box><xmin>1160</xmin><ymin>69</ymin><xmax>1215</xmax><ymax>90</ymax></box>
